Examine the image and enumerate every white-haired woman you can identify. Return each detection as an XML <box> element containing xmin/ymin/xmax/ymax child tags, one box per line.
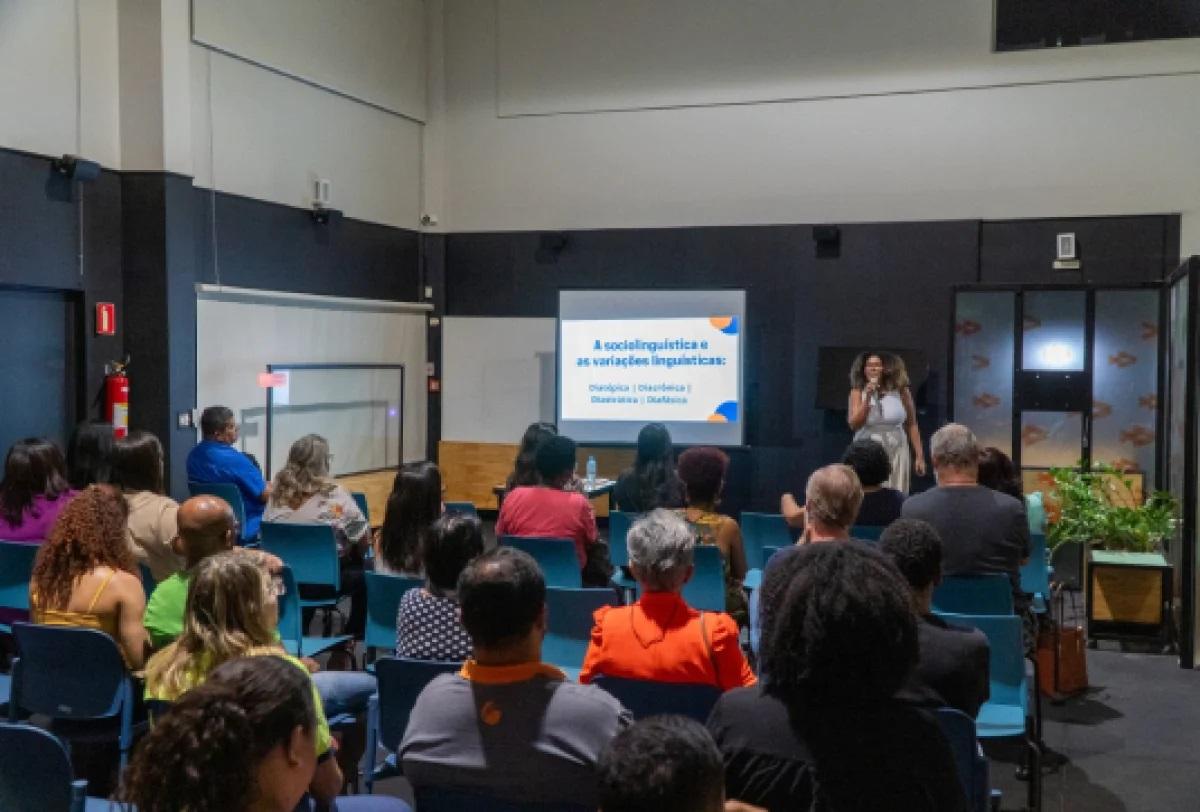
<box><xmin>579</xmin><ymin>509</ymin><xmax>755</xmax><ymax>691</ymax></box>
<box><xmin>265</xmin><ymin>433</ymin><xmax>369</xmax><ymax>638</ymax></box>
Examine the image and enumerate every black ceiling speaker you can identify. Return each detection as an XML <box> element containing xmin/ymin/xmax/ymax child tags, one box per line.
<box><xmin>535</xmin><ymin>232</ymin><xmax>569</xmax><ymax>264</ymax></box>
<box><xmin>311</xmin><ymin>204</ymin><xmax>343</xmax><ymax>225</ymax></box>
<box><xmin>51</xmin><ymin>154</ymin><xmax>102</xmax><ymax>183</ymax></box>
<box><xmin>813</xmin><ymin>225</ymin><xmax>841</xmax><ymax>259</ymax></box>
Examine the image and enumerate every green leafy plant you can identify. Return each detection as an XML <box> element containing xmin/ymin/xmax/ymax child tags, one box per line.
<box><xmin>1045</xmin><ymin>462</ymin><xmax>1177</xmax><ymax>553</ymax></box>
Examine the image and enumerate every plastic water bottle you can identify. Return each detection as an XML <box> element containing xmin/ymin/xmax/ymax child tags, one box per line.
<box><xmin>585</xmin><ymin>455</ymin><xmax>597</xmax><ymax>487</ymax></box>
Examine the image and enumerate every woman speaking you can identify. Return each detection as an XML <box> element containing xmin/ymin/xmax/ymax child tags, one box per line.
<box><xmin>848</xmin><ymin>351</ymin><xmax>925</xmax><ymax>493</ymax></box>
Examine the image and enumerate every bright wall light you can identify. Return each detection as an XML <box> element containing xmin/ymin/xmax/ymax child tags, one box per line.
<box><xmin>1037</xmin><ymin>341</ymin><xmax>1076</xmax><ymax>369</ymax></box>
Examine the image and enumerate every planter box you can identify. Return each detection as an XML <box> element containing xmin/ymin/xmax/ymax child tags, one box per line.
<box><xmin>1086</xmin><ymin>550</ymin><xmax>1174</xmax><ymax>651</ymax></box>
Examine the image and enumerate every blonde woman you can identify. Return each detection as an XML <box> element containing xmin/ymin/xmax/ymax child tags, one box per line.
<box><xmin>847</xmin><ymin>351</ymin><xmax>926</xmax><ymax>494</ymax></box>
<box><xmin>265</xmin><ymin>434</ymin><xmax>369</xmax><ymax>637</ymax></box>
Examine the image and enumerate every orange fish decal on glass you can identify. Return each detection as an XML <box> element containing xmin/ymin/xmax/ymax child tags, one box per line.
<box><xmin>955</xmin><ymin>320</ymin><xmax>982</xmax><ymax>336</ymax></box>
<box><xmin>1022</xmin><ymin>424</ymin><xmax>1048</xmax><ymax>446</ymax></box>
<box><xmin>973</xmin><ymin>393</ymin><xmax>1000</xmax><ymax>409</ymax></box>
<box><xmin>1138</xmin><ymin>394</ymin><xmax>1157</xmax><ymax>410</ymax></box>
<box><xmin>1092</xmin><ymin>401</ymin><xmax>1113</xmax><ymax>419</ymax></box>
<box><xmin>1108</xmin><ymin>351</ymin><xmax>1137</xmax><ymax>368</ymax></box>
<box><xmin>970</xmin><ymin>355</ymin><xmax>990</xmax><ymax>370</ymax></box>
<box><xmin>1107</xmin><ymin>458</ymin><xmax>1139</xmax><ymax>473</ymax></box>
<box><xmin>1141</xmin><ymin>322</ymin><xmax>1158</xmax><ymax>341</ymax></box>
<box><xmin>1023</xmin><ymin>316</ymin><xmax>1042</xmax><ymax>331</ymax></box>
<box><xmin>1119</xmin><ymin>425</ymin><xmax>1154</xmax><ymax>448</ymax></box>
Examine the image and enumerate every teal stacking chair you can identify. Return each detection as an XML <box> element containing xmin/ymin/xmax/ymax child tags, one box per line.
<box><xmin>276</xmin><ymin>567</ymin><xmax>351</xmax><ymax>658</ymax></box>
<box><xmin>1020</xmin><ymin>533</ymin><xmax>1051</xmax><ymax>615</ymax></box>
<box><xmin>350</xmin><ymin>491</ymin><xmax>370</xmax><ymax>523</ymax></box>
<box><xmin>500</xmin><ymin>536</ymin><xmax>581</xmax><ymax>589</ymax></box>
<box><xmin>591</xmin><ymin>676</ymin><xmax>722</xmax><ymax>724</ymax></box>
<box><xmin>543</xmin><ymin>587</ymin><xmax>619</xmax><ymax>678</ymax></box>
<box><xmin>260</xmin><ymin>522</ymin><xmax>342</xmax><ymax>626</ymax></box>
<box><xmin>851</xmin><ymin>524</ymin><xmax>886</xmax><ymax>542</ymax></box>
<box><xmin>607</xmin><ymin>511</ymin><xmax>639</xmax><ymax>598</ymax></box>
<box><xmin>0</xmin><ymin>723</ymin><xmax>112</xmax><ymax>812</ymax></box>
<box><xmin>364</xmin><ymin>570</ymin><xmax>422</xmax><ymax>665</ymax></box>
<box><xmin>739</xmin><ymin>512</ymin><xmax>791</xmax><ymax>591</ymax></box>
<box><xmin>682</xmin><ymin>545</ymin><xmax>726</xmax><ymax>612</ymax></box>
<box><xmin>414</xmin><ymin>787</ymin><xmax>589</xmax><ymax>812</ymax></box>
<box><xmin>188</xmin><ymin>481</ymin><xmax>251</xmax><ymax>544</ymax></box>
<box><xmin>137</xmin><ymin>563</ymin><xmax>156</xmax><ymax>597</ymax></box>
<box><xmin>933</xmin><ymin>573</ymin><xmax>1015</xmax><ymax>615</ymax></box>
<box><xmin>936</xmin><ymin>707</ymin><xmax>999</xmax><ymax>812</ymax></box>
<box><xmin>937</xmin><ymin>613</ymin><xmax>1041</xmax><ymax>812</ymax></box>
<box><xmin>444</xmin><ymin>501</ymin><xmax>478</xmax><ymax>517</ymax></box>
<box><xmin>0</xmin><ymin>540</ymin><xmax>38</xmax><ymax>633</ymax></box>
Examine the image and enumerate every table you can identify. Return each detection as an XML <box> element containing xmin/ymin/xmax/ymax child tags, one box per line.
<box><xmin>1086</xmin><ymin>550</ymin><xmax>1174</xmax><ymax>652</ymax></box>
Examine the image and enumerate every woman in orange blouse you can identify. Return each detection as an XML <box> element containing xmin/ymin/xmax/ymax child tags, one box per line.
<box><xmin>579</xmin><ymin>509</ymin><xmax>755</xmax><ymax>692</ymax></box>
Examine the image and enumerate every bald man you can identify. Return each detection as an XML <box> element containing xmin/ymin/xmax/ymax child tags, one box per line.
<box><xmin>143</xmin><ymin>495</ymin><xmax>280</xmax><ymax>649</ymax></box>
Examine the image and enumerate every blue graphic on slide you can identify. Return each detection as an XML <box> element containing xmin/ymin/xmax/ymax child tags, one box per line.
<box><xmin>709</xmin><ymin>316</ymin><xmax>739</xmax><ymax>335</ymax></box>
<box><xmin>709</xmin><ymin>400</ymin><xmax>738</xmax><ymax>423</ymax></box>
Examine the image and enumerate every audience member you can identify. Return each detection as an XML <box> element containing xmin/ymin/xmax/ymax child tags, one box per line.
<box><xmin>395</xmin><ymin>511</ymin><xmax>483</xmax><ymax>661</ymax></box>
<box><xmin>66</xmin><ymin>419</ymin><xmax>114</xmax><ymax>490</ymax></box>
<box><xmin>506</xmin><ymin>421</ymin><xmax>558</xmax><ymax>490</ymax></box>
<box><xmin>580</xmin><ymin>509</ymin><xmax>755</xmax><ymax>690</ymax></box>
<box><xmin>708</xmin><ymin>542</ymin><xmax>965</xmax><ymax>811</ymax></box>
<box><xmin>375</xmin><ymin>460</ymin><xmax>443</xmax><ymax>576</ymax></box>
<box><xmin>496</xmin><ymin>434</ymin><xmax>606</xmax><ymax>585</ymax></box>
<box><xmin>400</xmin><ymin>547</ymin><xmax>631</xmax><ymax>806</ymax></box>
<box><xmin>598</xmin><ymin>715</ymin><xmax>725</xmax><ymax>812</ymax></box>
<box><xmin>882</xmin><ymin>518</ymin><xmax>990</xmax><ymax>718</ymax></box>
<box><xmin>841</xmin><ymin>438</ymin><xmax>905</xmax><ymax>525</ymax></box>
<box><xmin>29</xmin><ymin>485</ymin><xmax>147</xmax><ymax>668</ymax></box>
<box><xmin>266</xmin><ymin>434</ymin><xmax>370</xmax><ymax>636</ymax></box>
<box><xmin>901</xmin><ymin>424</ymin><xmax>1030</xmax><ymax>610</ymax></box>
<box><xmin>613</xmin><ymin>422</ymin><xmax>685</xmax><ymax>513</ymax></box>
<box><xmin>186</xmin><ymin>406</ymin><xmax>268</xmax><ymax>538</ymax></box>
<box><xmin>779</xmin><ymin>463</ymin><xmax>864</xmax><ymax>537</ymax></box>
<box><xmin>111</xmin><ymin>430</ymin><xmax>182</xmax><ymax>582</ymax></box>
<box><xmin>0</xmin><ymin>437</ymin><xmax>75</xmax><ymax>541</ymax></box>
<box><xmin>675</xmin><ymin>447</ymin><xmax>748</xmax><ymax>624</ymax></box>
<box><xmin>979</xmin><ymin>445</ymin><xmax>1046</xmax><ymax>534</ymax></box>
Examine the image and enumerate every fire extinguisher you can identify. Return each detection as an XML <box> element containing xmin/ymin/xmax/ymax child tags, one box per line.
<box><xmin>105</xmin><ymin>357</ymin><xmax>130</xmax><ymax>439</ymax></box>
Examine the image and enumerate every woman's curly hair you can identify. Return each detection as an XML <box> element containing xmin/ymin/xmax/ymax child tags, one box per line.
<box><xmin>848</xmin><ymin>351</ymin><xmax>910</xmax><ymax>391</ymax></box>
<box><xmin>31</xmin><ymin>485</ymin><xmax>133</xmax><ymax>608</ymax></box>
<box><xmin>121</xmin><ymin>655</ymin><xmax>315</xmax><ymax>812</ymax></box>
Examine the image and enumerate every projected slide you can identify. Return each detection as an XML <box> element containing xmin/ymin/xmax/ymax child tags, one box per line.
<box><xmin>557</xmin><ymin>290</ymin><xmax>745</xmax><ymax>445</ymax></box>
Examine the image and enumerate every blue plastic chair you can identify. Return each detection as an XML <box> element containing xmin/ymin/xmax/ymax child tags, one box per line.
<box><xmin>933</xmin><ymin>573</ymin><xmax>1015</xmax><ymax>615</ymax></box>
<box><xmin>260</xmin><ymin>522</ymin><xmax>342</xmax><ymax>616</ymax></box>
<box><xmin>739</xmin><ymin>512</ymin><xmax>791</xmax><ymax>570</ymax></box>
<box><xmin>851</xmin><ymin>524</ymin><xmax>886</xmax><ymax>542</ymax></box>
<box><xmin>351</xmin><ymin>491</ymin><xmax>371</xmax><ymax>524</ymax></box>
<box><xmin>188</xmin><ymin>481</ymin><xmax>251</xmax><ymax>544</ymax></box>
<box><xmin>414</xmin><ymin>786</ymin><xmax>591</xmax><ymax>811</ymax></box>
<box><xmin>935</xmin><ymin>707</ymin><xmax>998</xmax><ymax>812</ymax></box>
<box><xmin>500</xmin><ymin>536</ymin><xmax>581</xmax><ymax>589</ymax></box>
<box><xmin>543</xmin><ymin>587</ymin><xmax>619</xmax><ymax>676</ymax></box>
<box><xmin>1020</xmin><ymin>533</ymin><xmax>1051</xmax><ymax>615</ymax></box>
<box><xmin>444</xmin><ymin>501</ymin><xmax>478</xmax><ymax>517</ymax></box>
<box><xmin>681</xmin><ymin>545</ymin><xmax>726</xmax><ymax>612</ymax></box>
<box><xmin>937</xmin><ymin>613</ymin><xmax>1041</xmax><ymax>811</ymax></box>
<box><xmin>591</xmin><ymin>675</ymin><xmax>722</xmax><ymax>724</ymax></box>
<box><xmin>276</xmin><ymin>567</ymin><xmax>351</xmax><ymax>658</ymax></box>
<box><xmin>8</xmin><ymin>623</ymin><xmax>136</xmax><ymax>773</ymax></box>
<box><xmin>364</xmin><ymin>657</ymin><xmax>463</xmax><ymax>794</ymax></box>
<box><xmin>0</xmin><ymin>722</ymin><xmax>111</xmax><ymax>812</ymax></box>
<box><xmin>137</xmin><ymin>563</ymin><xmax>156</xmax><ymax>597</ymax></box>
<box><xmin>365</xmin><ymin>571</ymin><xmax>422</xmax><ymax>662</ymax></box>
<box><xmin>0</xmin><ymin>540</ymin><xmax>38</xmax><ymax>633</ymax></box>
<box><xmin>607</xmin><ymin>511</ymin><xmax>639</xmax><ymax>598</ymax></box>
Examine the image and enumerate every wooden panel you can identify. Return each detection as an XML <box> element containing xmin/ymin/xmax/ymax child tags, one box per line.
<box><xmin>1091</xmin><ymin>564</ymin><xmax>1163</xmax><ymax>624</ymax></box>
<box><xmin>336</xmin><ymin>469</ymin><xmax>397</xmax><ymax>527</ymax></box>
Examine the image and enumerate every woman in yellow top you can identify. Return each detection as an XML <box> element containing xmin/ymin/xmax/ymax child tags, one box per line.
<box><xmin>30</xmin><ymin>484</ymin><xmax>148</xmax><ymax>669</ymax></box>
<box><xmin>143</xmin><ymin>552</ymin><xmax>343</xmax><ymax>805</ymax></box>
<box><xmin>674</xmin><ymin>447</ymin><xmax>748</xmax><ymax>625</ymax></box>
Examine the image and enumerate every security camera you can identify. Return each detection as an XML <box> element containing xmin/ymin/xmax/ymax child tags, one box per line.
<box><xmin>51</xmin><ymin>154</ymin><xmax>102</xmax><ymax>183</ymax></box>
<box><xmin>420</xmin><ymin>213</ymin><xmax>439</xmax><ymax>226</ymax></box>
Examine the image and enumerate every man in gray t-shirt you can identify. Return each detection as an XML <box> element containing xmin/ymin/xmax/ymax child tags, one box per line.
<box><xmin>400</xmin><ymin>547</ymin><xmax>630</xmax><ymax>807</ymax></box>
<box><xmin>901</xmin><ymin>424</ymin><xmax>1030</xmax><ymax>608</ymax></box>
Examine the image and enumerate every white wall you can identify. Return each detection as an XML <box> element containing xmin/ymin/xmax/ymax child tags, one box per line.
<box><xmin>439</xmin><ymin>0</ymin><xmax>1200</xmax><ymax>232</ymax></box>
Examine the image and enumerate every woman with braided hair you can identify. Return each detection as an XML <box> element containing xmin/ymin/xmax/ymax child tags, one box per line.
<box><xmin>29</xmin><ymin>484</ymin><xmax>148</xmax><ymax>668</ymax></box>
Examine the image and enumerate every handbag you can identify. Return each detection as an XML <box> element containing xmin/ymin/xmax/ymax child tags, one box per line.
<box><xmin>1037</xmin><ymin>623</ymin><xmax>1088</xmax><ymax>698</ymax></box>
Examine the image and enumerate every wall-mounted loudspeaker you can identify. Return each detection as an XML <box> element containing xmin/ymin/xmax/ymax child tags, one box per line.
<box><xmin>51</xmin><ymin>154</ymin><xmax>102</xmax><ymax>183</ymax></box>
<box><xmin>813</xmin><ymin>225</ymin><xmax>841</xmax><ymax>259</ymax></box>
<box><xmin>535</xmin><ymin>233</ymin><xmax>569</xmax><ymax>264</ymax></box>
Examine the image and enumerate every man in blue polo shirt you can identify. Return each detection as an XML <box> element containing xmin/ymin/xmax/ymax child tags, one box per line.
<box><xmin>185</xmin><ymin>405</ymin><xmax>269</xmax><ymax>538</ymax></box>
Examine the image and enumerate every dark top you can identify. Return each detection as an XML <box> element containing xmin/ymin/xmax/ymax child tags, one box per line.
<box><xmin>856</xmin><ymin>487</ymin><xmax>906</xmax><ymax>527</ymax></box>
<box><xmin>901</xmin><ymin>485</ymin><xmax>1030</xmax><ymax>606</ymax></box>
<box><xmin>708</xmin><ymin>684</ymin><xmax>967</xmax><ymax>812</ymax></box>
<box><xmin>612</xmin><ymin>469</ymin><xmax>686</xmax><ymax>513</ymax></box>
<box><xmin>898</xmin><ymin>614</ymin><xmax>991</xmax><ymax>719</ymax></box>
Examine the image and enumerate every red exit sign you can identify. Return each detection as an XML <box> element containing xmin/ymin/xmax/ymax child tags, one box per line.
<box><xmin>95</xmin><ymin>303</ymin><xmax>116</xmax><ymax>336</ymax></box>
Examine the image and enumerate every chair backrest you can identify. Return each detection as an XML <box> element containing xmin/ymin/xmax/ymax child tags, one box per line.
<box><xmin>591</xmin><ymin>675</ymin><xmax>723</xmax><ymax>724</ymax></box>
<box><xmin>276</xmin><ymin>566</ymin><xmax>304</xmax><ymax>648</ymax></box>
<box><xmin>0</xmin><ymin>541</ymin><xmax>39</xmax><ymax>613</ymax></box>
<box><xmin>608</xmin><ymin>511</ymin><xmax>635</xmax><ymax>567</ymax></box>
<box><xmin>932</xmin><ymin>574</ymin><xmax>1014</xmax><ymax>615</ymax></box>
<box><xmin>761</xmin><ymin>544</ymin><xmax>785</xmax><ymax>566</ymax></box>
<box><xmin>681</xmin><ymin>545</ymin><xmax>725</xmax><ymax>612</ymax></box>
<box><xmin>1049</xmin><ymin>539</ymin><xmax>1084</xmax><ymax>591</ymax></box>
<box><xmin>138</xmin><ymin>563</ymin><xmax>156</xmax><ymax>597</ymax></box>
<box><xmin>444</xmin><ymin>501</ymin><xmax>479</xmax><ymax>517</ymax></box>
<box><xmin>499</xmin><ymin>536</ymin><xmax>581</xmax><ymax>589</ymax></box>
<box><xmin>375</xmin><ymin>657</ymin><xmax>462</xmax><ymax>752</ymax></box>
<box><xmin>10</xmin><ymin>623</ymin><xmax>129</xmax><ymax>721</ymax></box>
<box><xmin>187</xmin><ymin>481</ymin><xmax>248</xmax><ymax>541</ymax></box>
<box><xmin>414</xmin><ymin>785</ymin><xmax>591</xmax><ymax>812</ymax></box>
<box><xmin>543</xmin><ymin>587</ymin><xmax>619</xmax><ymax>671</ymax></box>
<box><xmin>851</xmin><ymin>524</ymin><xmax>885</xmax><ymax>542</ymax></box>
<box><xmin>739</xmin><ymin>512</ymin><xmax>791</xmax><ymax>570</ymax></box>
<box><xmin>0</xmin><ymin>722</ymin><xmax>83</xmax><ymax>812</ymax></box>
<box><xmin>260</xmin><ymin>522</ymin><xmax>341</xmax><ymax>591</ymax></box>
<box><xmin>351</xmin><ymin>491</ymin><xmax>370</xmax><ymax>524</ymax></box>
<box><xmin>937</xmin><ymin>612</ymin><xmax>1027</xmax><ymax>709</ymax></box>
<box><xmin>1020</xmin><ymin>533</ymin><xmax>1050</xmax><ymax>599</ymax></box>
<box><xmin>365</xmin><ymin>570</ymin><xmax>423</xmax><ymax>652</ymax></box>
<box><xmin>934</xmin><ymin>707</ymin><xmax>986</xmax><ymax>812</ymax></box>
